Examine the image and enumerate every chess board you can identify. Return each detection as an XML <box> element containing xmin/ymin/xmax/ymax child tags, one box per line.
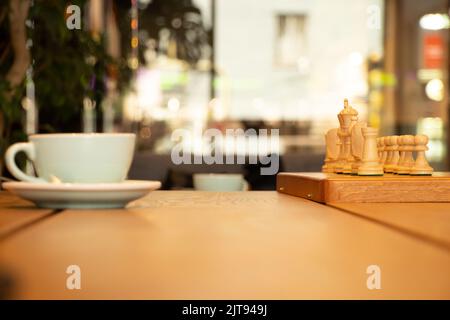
<box><xmin>276</xmin><ymin>172</ymin><xmax>450</xmax><ymax>203</ymax></box>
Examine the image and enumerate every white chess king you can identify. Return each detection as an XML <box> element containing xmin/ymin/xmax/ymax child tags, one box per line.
<box><xmin>322</xmin><ymin>99</ymin><xmax>382</xmax><ymax>176</ymax></box>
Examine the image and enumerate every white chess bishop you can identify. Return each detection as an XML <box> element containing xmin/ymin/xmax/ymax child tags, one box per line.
<box><xmin>322</xmin><ymin>99</ymin><xmax>383</xmax><ymax>176</ymax></box>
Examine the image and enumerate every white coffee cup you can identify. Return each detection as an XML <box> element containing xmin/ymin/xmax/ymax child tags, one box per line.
<box><xmin>5</xmin><ymin>133</ymin><xmax>136</xmax><ymax>183</ymax></box>
<box><xmin>193</xmin><ymin>173</ymin><xmax>248</xmax><ymax>191</ymax></box>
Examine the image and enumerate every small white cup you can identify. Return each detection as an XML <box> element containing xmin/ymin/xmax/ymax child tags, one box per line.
<box><xmin>5</xmin><ymin>133</ymin><xmax>136</xmax><ymax>183</ymax></box>
<box><xmin>193</xmin><ymin>173</ymin><xmax>248</xmax><ymax>191</ymax></box>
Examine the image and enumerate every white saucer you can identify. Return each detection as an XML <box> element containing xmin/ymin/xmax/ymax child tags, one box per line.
<box><xmin>2</xmin><ymin>180</ymin><xmax>161</xmax><ymax>209</ymax></box>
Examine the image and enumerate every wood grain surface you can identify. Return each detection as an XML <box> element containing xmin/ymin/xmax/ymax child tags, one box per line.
<box><xmin>329</xmin><ymin>202</ymin><xmax>450</xmax><ymax>250</ymax></box>
<box><xmin>0</xmin><ymin>192</ymin><xmax>55</xmax><ymax>239</ymax></box>
<box><xmin>1</xmin><ymin>191</ymin><xmax>449</xmax><ymax>299</ymax></box>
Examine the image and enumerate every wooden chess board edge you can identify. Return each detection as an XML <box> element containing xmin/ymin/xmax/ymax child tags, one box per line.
<box><xmin>276</xmin><ymin>172</ymin><xmax>450</xmax><ymax>203</ymax></box>
<box><xmin>277</xmin><ymin>173</ymin><xmax>326</xmax><ymax>203</ymax></box>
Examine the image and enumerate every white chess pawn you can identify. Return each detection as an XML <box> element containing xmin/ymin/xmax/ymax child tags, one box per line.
<box><xmin>396</xmin><ymin>135</ymin><xmax>415</xmax><ymax>175</ymax></box>
<box><xmin>394</xmin><ymin>135</ymin><xmax>405</xmax><ymax>174</ymax></box>
<box><xmin>381</xmin><ymin>136</ymin><xmax>389</xmax><ymax>165</ymax></box>
<box><xmin>384</xmin><ymin>136</ymin><xmax>393</xmax><ymax>173</ymax></box>
<box><xmin>377</xmin><ymin>137</ymin><xmax>384</xmax><ymax>163</ymax></box>
<box><xmin>358</xmin><ymin>127</ymin><xmax>384</xmax><ymax>176</ymax></box>
<box><xmin>410</xmin><ymin>135</ymin><xmax>433</xmax><ymax>175</ymax></box>
<box><xmin>387</xmin><ymin>135</ymin><xmax>400</xmax><ymax>173</ymax></box>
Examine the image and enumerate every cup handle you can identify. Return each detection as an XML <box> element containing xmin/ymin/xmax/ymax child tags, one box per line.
<box><xmin>5</xmin><ymin>142</ymin><xmax>46</xmax><ymax>183</ymax></box>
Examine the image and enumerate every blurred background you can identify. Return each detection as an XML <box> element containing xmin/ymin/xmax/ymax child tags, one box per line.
<box><xmin>0</xmin><ymin>0</ymin><xmax>449</xmax><ymax>189</ymax></box>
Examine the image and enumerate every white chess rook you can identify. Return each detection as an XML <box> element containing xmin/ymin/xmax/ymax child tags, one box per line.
<box><xmin>358</xmin><ymin>127</ymin><xmax>384</xmax><ymax>176</ymax></box>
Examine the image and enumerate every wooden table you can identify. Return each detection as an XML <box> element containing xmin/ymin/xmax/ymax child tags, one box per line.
<box><xmin>0</xmin><ymin>191</ymin><xmax>449</xmax><ymax>299</ymax></box>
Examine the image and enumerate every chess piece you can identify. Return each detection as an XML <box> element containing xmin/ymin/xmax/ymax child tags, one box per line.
<box><xmin>343</xmin><ymin>114</ymin><xmax>359</xmax><ymax>174</ymax></box>
<box><xmin>385</xmin><ymin>136</ymin><xmax>400</xmax><ymax>173</ymax></box>
<box><xmin>376</xmin><ymin>138</ymin><xmax>381</xmax><ymax>159</ymax></box>
<box><xmin>334</xmin><ymin>99</ymin><xmax>358</xmax><ymax>174</ymax></box>
<box><xmin>410</xmin><ymin>135</ymin><xmax>433</xmax><ymax>175</ymax></box>
<box><xmin>334</xmin><ymin>137</ymin><xmax>344</xmax><ymax>173</ymax></box>
<box><xmin>380</xmin><ymin>136</ymin><xmax>388</xmax><ymax>165</ymax></box>
<box><xmin>351</xmin><ymin>121</ymin><xmax>367</xmax><ymax>174</ymax></box>
<box><xmin>396</xmin><ymin>135</ymin><xmax>415</xmax><ymax>174</ymax></box>
<box><xmin>322</xmin><ymin>128</ymin><xmax>339</xmax><ymax>173</ymax></box>
<box><xmin>358</xmin><ymin>127</ymin><xmax>384</xmax><ymax>176</ymax></box>
<box><xmin>377</xmin><ymin>137</ymin><xmax>385</xmax><ymax>165</ymax></box>
<box><xmin>384</xmin><ymin>136</ymin><xmax>394</xmax><ymax>173</ymax></box>
<box><xmin>394</xmin><ymin>135</ymin><xmax>405</xmax><ymax>174</ymax></box>
<box><xmin>383</xmin><ymin>136</ymin><xmax>390</xmax><ymax>172</ymax></box>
